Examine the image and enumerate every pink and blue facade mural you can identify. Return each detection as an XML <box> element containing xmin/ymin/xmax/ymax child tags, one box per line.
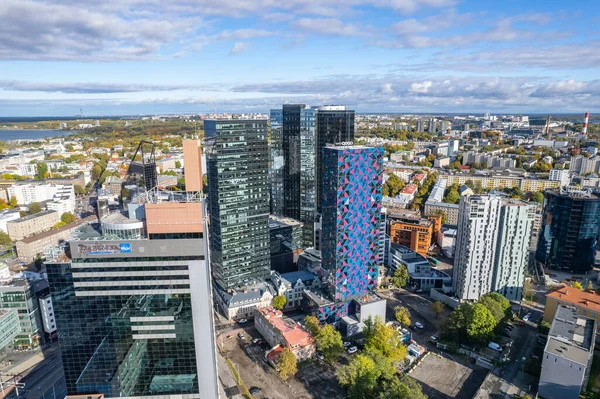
<box><xmin>321</xmin><ymin>146</ymin><xmax>383</xmax><ymax>302</ymax></box>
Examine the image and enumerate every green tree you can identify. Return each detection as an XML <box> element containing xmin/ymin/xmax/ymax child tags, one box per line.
<box><xmin>381</xmin><ymin>376</ymin><xmax>427</xmax><ymax>399</ymax></box>
<box><xmin>202</xmin><ymin>174</ymin><xmax>208</xmax><ymax>192</ymax></box>
<box><xmin>432</xmin><ymin>301</ymin><xmax>444</xmax><ymax>319</ymax></box>
<box><xmin>53</xmin><ymin>221</ymin><xmax>67</xmax><ymax>229</ymax></box>
<box><xmin>392</xmin><ymin>265</ymin><xmax>409</xmax><ymax>288</ymax></box>
<box><xmin>9</xmin><ymin>196</ymin><xmax>17</xmax><ymax>207</ymax></box>
<box><xmin>61</xmin><ymin>212</ymin><xmax>76</xmax><ymax>224</ymax></box>
<box><xmin>65</xmin><ymin>143</ymin><xmax>74</xmax><ymax>151</ymax></box>
<box><xmin>91</xmin><ymin>164</ymin><xmax>103</xmax><ymax>181</ymax></box>
<box><xmin>364</xmin><ymin>317</ymin><xmax>407</xmax><ymax>363</ymax></box>
<box><xmin>35</xmin><ymin>162</ymin><xmax>48</xmax><ymax>180</ymax></box>
<box><xmin>523</xmin><ymin>279</ymin><xmax>535</xmax><ymax>301</ymax></box>
<box><xmin>315</xmin><ymin>324</ymin><xmax>344</xmax><ymax>362</ymax></box>
<box><xmin>586</xmin><ymin>281</ymin><xmax>594</xmax><ymax>291</ymax></box>
<box><xmin>445</xmin><ymin>189</ymin><xmax>460</xmax><ymax>204</ymax></box>
<box><xmin>530</xmin><ymin>191</ymin><xmax>544</xmax><ymax>203</ymax></box>
<box><xmin>276</xmin><ymin>348</ymin><xmax>297</xmax><ymax>380</ymax></box>
<box><xmin>304</xmin><ymin>315</ymin><xmax>320</xmax><ymax>337</ymax></box>
<box><xmin>394</xmin><ymin>306</ymin><xmax>411</xmax><ymax>326</ymax></box>
<box><xmin>538</xmin><ymin>320</ymin><xmax>551</xmax><ymax>335</ymax></box>
<box><xmin>28</xmin><ymin>202</ymin><xmax>42</xmax><ymax>214</ymax></box>
<box><xmin>433</xmin><ymin>210</ymin><xmax>448</xmax><ymax>224</ymax></box>
<box><xmin>465</xmin><ymin>303</ymin><xmax>496</xmax><ymax>343</ymax></box>
<box><xmin>175</xmin><ymin>160</ymin><xmax>182</xmax><ymax>168</ymax></box>
<box><xmin>0</xmin><ymin>231</ymin><xmax>12</xmax><ymax>247</ymax></box>
<box><xmin>478</xmin><ymin>293</ymin><xmax>510</xmax><ymax>324</ymax></box>
<box><xmin>74</xmin><ymin>185</ymin><xmax>86</xmax><ymax>195</ymax></box>
<box><xmin>272</xmin><ymin>295</ymin><xmax>287</xmax><ymax>310</ymax></box>
<box><xmin>384</xmin><ymin>174</ymin><xmax>405</xmax><ymax>197</ymax></box>
<box><xmin>336</xmin><ymin>354</ymin><xmax>380</xmax><ymax>399</ymax></box>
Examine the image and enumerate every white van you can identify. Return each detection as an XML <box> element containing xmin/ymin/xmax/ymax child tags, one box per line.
<box><xmin>488</xmin><ymin>342</ymin><xmax>502</xmax><ymax>352</ymax></box>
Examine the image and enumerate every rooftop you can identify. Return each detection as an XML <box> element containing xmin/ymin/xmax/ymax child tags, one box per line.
<box><xmin>20</xmin><ymin>215</ymin><xmax>97</xmax><ymax>244</ymax></box>
<box><xmin>546</xmin><ymin>286</ymin><xmax>600</xmax><ymax>314</ymax></box>
<box><xmin>277</xmin><ymin>270</ymin><xmax>318</xmax><ymax>287</ymax></box>
<box><xmin>390</xmin><ymin>216</ymin><xmax>432</xmax><ymax>228</ymax></box>
<box><xmin>257</xmin><ymin>306</ymin><xmax>314</xmax><ymax>346</ymax></box>
<box><xmin>8</xmin><ymin>210</ymin><xmax>56</xmax><ymax>223</ymax></box>
<box><xmin>269</xmin><ymin>215</ymin><xmax>303</xmax><ymax>230</ymax></box>
<box><xmin>545</xmin><ymin>305</ymin><xmax>595</xmax><ymax>365</ymax></box>
<box><xmin>353</xmin><ymin>292</ymin><xmax>386</xmax><ymax>305</ymax></box>
<box><xmin>400</xmin><ymin>184</ymin><xmax>418</xmax><ymax>195</ymax></box>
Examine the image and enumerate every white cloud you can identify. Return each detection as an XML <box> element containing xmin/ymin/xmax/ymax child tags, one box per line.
<box><xmin>293</xmin><ymin>18</ymin><xmax>365</xmax><ymax>37</ymax></box>
<box><xmin>408</xmin><ymin>81</ymin><xmax>433</xmax><ymax>93</ymax></box>
<box><xmin>230</xmin><ymin>42</ymin><xmax>248</xmax><ymax>54</ymax></box>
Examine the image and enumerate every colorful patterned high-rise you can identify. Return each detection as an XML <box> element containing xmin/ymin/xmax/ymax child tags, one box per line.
<box><xmin>321</xmin><ymin>146</ymin><xmax>383</xmax><ymax>301</ymax></box>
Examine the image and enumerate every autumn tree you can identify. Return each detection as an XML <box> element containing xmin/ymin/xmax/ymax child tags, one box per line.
<box><xmin>276</xmin><ymin>348</ymin><xmax>297</xmax><ymax>380</ymax></box>
<box><xmin>35</xmin><ymin>162</ymin><xmax>48</xmax><ymax>180</ymax></box>
<box><xmin>381</xmin><ymin>375</ymin><xmax>427</xmax><ymax>399</ymax></box>
<box><xmin>304</xmin><ymin>315</ymin><xmax>320</xmax><ymax>337</ymax></box>
<box><xmin>315</xmin><ymin>324</ymin><xmax>344</xmax><ymax>362</ymax></box>
<box><xmin>272</xmin><ymin>295</ymin><xmax>287</xmax><ymax>310</ymax></box>
<box><xmin>0</xmin><ymin>232</ymin><xmax>12</xmax><ymax>247</ymax></box>
<box><xmin>394</xmin><ymin>306</ymin><xmax>411</xmax><ymax>326</ymax></box>
<box><xmin>9</xmin><ymin>196</ymin><xmax>17</xmax><ymax>207</ymax></box>
<box><xmin>364</xmin><ymin>317</ymin><xmax>407</xmax><ymax>363</ymax></box>
<box><xmin>432</xmin><ymin>301</ymin><xmax>444</xmax><ymax>318</ymax></box>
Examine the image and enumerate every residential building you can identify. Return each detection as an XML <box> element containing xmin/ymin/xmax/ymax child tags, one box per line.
<box><xmin>0</xmin><ymin>210</ymin><xmax>21</xmax><ymax>233</ymax></box>
<box><xmin>427</xmin><ymin>118</ymin><xmax>436</xmax><ymax>133</ymax></box>
<box><xmin>321</xmin><ymin>145</ymin><xmax>383</xmax><ymax>301</ymax></box>
<box><xmin>271</xmin><ymin>270</ymin><xmax>321</xmax><ymax>310</ymax></box>
<box><xmin>539</xmin><ymin>305</ymin><xmax>596</xmax><ymax>399</ymax></box>
<box><xmin>278</xmin><ymin>104</ymin><xmax>317</xmax><ymax>245</ymax></box>
<box><xmin>416</xmin><ymin>119</ymin><xmax>424</xmax><ymax>133</ymax></box>
<box><xmin>8</xmin><ymin>183</ymin><xmax>74</xmax><ymax>205</ymax></box>
<box><xmin>549</xmin><ymin>169</ymin><xmax>570</xmax><ymax>187</ymax></box>
<box><xmin>255</xmin><ymin>307</ymin><xmax>315</xmax><ymax>361</ymax></box>
<box><xmin>424</xmin><ymin>200</ymin><xmax>460</xmax><ymax>225</ymax></box>
<box><xmin>269</xmin><ymin>215</ymin><xmax>304</xmax><ymax>273</ymax></box>
<box><xmin>213</xmin><ymin>282</ymin><xmax>275</xmax><ymax>321</ymax></box>
<box><xmin>315</xmin><ymin>105</ymin><xmax>355</xmax><ymax>213</ymax></box>
<box><xmin>7</xmin><ymin>210</ymin><xmax>60</xmax><ymax>241</ymax></box>
<box><xmin>453</xmin><ymin>195</ymin><xmax>534</xmax><ymax>301</ymax></box>
<box><xmin>205</xmin><ymin>119</ymin><xmax>271</xmax><ymax>290</ymax></box>
<box><xmin>0</xmin><ymin>278</ymin><xmax>43</xmax><ymax>348</ymax></box>
<box><xmin>434</xmin><ymin>157</ymin><xmax>450</xmax><ymax>168</ymax></box>
<box><xmin>398</xmin><ymin>184</ymin><xmax>418</xmax><ymax>202</ymax></box>
<box><xmin>0</xmin><ymin>309</ymin><xmax>21</xmax><ymax>350</ymax></box>
<box><xmin>428</xmin><ymin>178</ymin><xmax>446</xmax><ymax>202</ymax></box>
<box><xmin>570</xmin><ymin>155</ymin><xmax>600</xmax><ymax>174</ymax></box>
<box><xmin>544</xmin><ymin>285</ymin><xmax>600</xmax><ymax>324</ymax></box>
<box><xmin>15</xmin><ymin>215</ymin><xmax>96</xmax><ymax>263</ymax></box>
<box><xmin>45</xmin><ymin>218</ymin><xmax>218</xmax><ymax>399</ymax></box>
<box><xmin>536</xmin><ymin>188</ymin><xmax>600</xmax><ymax>273</ymax></box>
<box><xmin>441</xmin><ymin>174</ymin><xmax>560</xmax><ymax>192</ymax></box>
<box><xmin>389</xmin><ymin>217</ymin><xmax>433</xmax><ymax>257</ymax></box>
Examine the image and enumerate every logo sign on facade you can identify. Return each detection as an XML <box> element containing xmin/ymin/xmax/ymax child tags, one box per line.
<box><xmin>78</xmin><ymin>243</ymin><xmax>133</xmax><ymax>256</ymax></box>
<box><xmin>120</xmin><ymin>243</ymin><xmax>132</xmax><ymax>253</ymax></box>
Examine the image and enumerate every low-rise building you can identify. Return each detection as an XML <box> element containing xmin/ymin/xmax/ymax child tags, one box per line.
<box><xmin>424</xmin><ymin>200</ymin><xmax>460</xmax><ymax>225</ymax></box>
<box><xmin>255</xmin><ymin>306</ymin><xmax>315</xmax><ymax>361</ymax></box>
<box><xmin>213</xmin><ymin>282</ymin><xmax>275</xmax><ymax>321</ymax></box>
<box><xmin>437</xmin><ymin>225</ymin><xmax>457</xmax><ymax>258</ymax></box>
<box><xmin>7</xmin><ymin>210</ymin><xmax>59</xmax><ymax>241</ymax></box>
<box><xmin>389</xmin><ymin>216</ymin><xmax>433</xmax><ymax>256</ymax></box>
<box><xmin>271</xmin><ymin>270</ymin><xmax>321</xmax><ymax>310</ymax></box>
<box><xmin>539</xmin><ymin>305</ymin><xmax>596</xmax><ymax>399</ymax></box>
<box><xmin>544</xmin><ymin>285</ymin><xmax>600</xmax><ymax>324</ymax></box>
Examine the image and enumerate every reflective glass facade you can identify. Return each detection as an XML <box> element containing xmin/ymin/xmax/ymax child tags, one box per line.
<box><xmin>269</xmin><ymin>109</ymin><xmax>284</xmax><ymax>216</ymax></box>
<box><xmin>536</xmin><ymin>190</ymin><xmax>600</xmax><ymax>272</ymax></box>
<box><xmin>321</xmin><ymin>146</ymin><xmax>383</xmax><ymax>301</ymax></box>
<box><xmin>47</xmin><ymin>255</ymin><xmax>204</xmax><ymax>398</ymax></box>
<box><xmin>205</xmin><ymin>120</ymin><xmax>271</xmax><ymax>289</ymax></box>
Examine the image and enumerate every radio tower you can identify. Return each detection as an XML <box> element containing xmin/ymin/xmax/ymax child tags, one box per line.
<box><xmin>582</xmin><ymin>112</ymin><xmax>589</xmax><ymax>135</ymax></box>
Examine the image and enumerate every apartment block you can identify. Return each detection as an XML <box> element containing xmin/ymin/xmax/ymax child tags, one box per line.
<box><xmin>7</xmin><ymin>210</ymin><xmax>59</xmax><ymax>241</ymax></box>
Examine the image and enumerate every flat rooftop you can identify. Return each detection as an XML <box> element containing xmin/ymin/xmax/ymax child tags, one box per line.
<box><xmin>8</xmin><ymin>210</ymin><xmax>56</xmax><ymax>223</ymax></box>
<box><xmin>545</xmin><ymin>305</ymin><xmax>595</xmax><ymax>365</ymax></box>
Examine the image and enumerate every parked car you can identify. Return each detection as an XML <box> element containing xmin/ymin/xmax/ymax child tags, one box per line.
<box><xmin>316</xmin><ymin>352</ymin><xmax>324</xmax><ymax>360</ymax></box>
<box><xmin>343</xmin><ymin>341</ymin><xmax>351</xmax><ymax>347</ymax></box>
<box><xmin>415</xmin><ymin>322</ymin><xmax>424</xmax><ymax>329</ymax></box>
<box><xmin>428</xmin><ymin>336</ymin><xmax>438</xmax><ymax>344</ymax></box>
<box><xmin>522</xmin><ymin>313</ymin><xmax>532</xmax><ymax>322</ymax></box>
<box><xmin>252</xmin><ymin>338</ymin><xmax>261</xmax><ymax>344</ymax></box>
<box><xmin>347</xmin><ymin>346</ymin><xmax>358</xmax><ymax>354</ymax></box>
<box><xmin>237</xmin><ymin>333</ymin><xmax>245</xmax><ymax>340</ymax></box>
<box><xmin>488</xmin><ymin>342</ymin><xmax>502</xmax><ymax>352</ymax></box>
<box><xmin>501</xmin><ymin>330</ymin><xmax>511</xmax><ymax>337</ymax></box>
<box><xmin>238</xmin><ymin>318</ymin><xmax>248</xmax><ymax>324</ymax></box>
<box><xmin>415</xmin><ymin>289</ymin><xmax>423</xmax><ymax>293</ymax></box>
<box><xmin>249</xmin><ymin>387</ymin><xmax>262</xmax><ymax>394</ymax></box>
<box><xmin>537</xmin><ymin>337</ymin><xmax>548</xmax><ymax>345</ymax></box>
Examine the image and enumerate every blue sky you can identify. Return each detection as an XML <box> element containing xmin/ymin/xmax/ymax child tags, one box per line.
<box><xmin>1</xmin><ymin>0</ymin><xmax>599</xmax><ymax>116</ymax></box>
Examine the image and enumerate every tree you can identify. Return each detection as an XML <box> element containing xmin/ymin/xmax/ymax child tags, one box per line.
<box><xmin>276</xmin><ymin>348</ymin><xmax>297</xmax><ymax>380</ymax></box>
<box><xmin>304</xmin><ymin>315</ymin><xmax>320</xmax><ymax>337</ymax></box>
<box><xmin>394</xmin><ymin>306</ymin><xmax>411</xmax><ymax>326</ymax></box>
<box><xmin>175</xmin><ymin>160</ymin><xmax>182</xmax><ymax>168</ymax></box>
<box><xmin>9</xmin><ymin>196</ymin><xmax>17</xmax><ymax>207</ymax></box>
<box><xmin>65</xmin><ymin>143</ymin><xmax>74</xmax><ymax>151</ymax></box>
<box><xmin>530</xmin><ymin>191</ymin><xmax>544</xmax><ymax>204</ymax></box>
<box><xmin>28</xmin><ymin>202</ymin><xmax>42</xmax><ymax>214</ymax></box>
<box><xmin>383</xmin><ymin>174</ymin><xmax>405</xmax><ymax>198</ymax></box>
<box><xmin>523</xmin><ymin>279</ymin><xmax>535</xmax><ymax>301</ymax></box>
<box><xmin>336</xmin><ymin>354</ymin><xmax>380</xmax><ymax>399</ymax></box>
<box><xmin>432</xmin><ymin>301</ymin><xmax>444</xmax><ymax>319</ymax></box>
<box><xmin>0</xmin><ymin>231</ymin><xmax>12</xmax><ymax>247</ymax></box>
<box><xmin>272</xmin><ymin>295</ymin><xmax>287</xmax><ymax>310</ymax></box>
<box><xmin>60</xmin><ymin>212</ymin><xmax>76</xmax><ymax>224</ymax></box>
<box><xmin>538</xmin><ymin>320</ymin><xmax>551</xmax><ymax>335</ymax></box>
<box><xmin>364</xmin><ymin>317</ymin><xmax>407</xmax><ymax>363</ymax></box>
<box><xmin>35</xmin><ymin>162</ymin><xmax>48</xmax><ymax>180</ymax></box>
<box><xmin>478</xmin><ymin>293</ymin><xmax>510</xmax><ymax>324</ymax></box>
<box><xmin>445</xmin><ymin>189</ymin><xmax>460</xmax><ymax>204</ymax></box>
<box><xmin>433</xmin><ymin>210</ymin><xmax>448</xmax><ymax>224</ymax></box>
<box><xmin>586</xmin><ymin>281</ymin><xmax>594</xmax><ymax>291</ymax></box>
<box><xmin>202</xmin><ymin>174</ymin><xmax>208</xmax><ymax>192</ymax></box>
<box><xmin>381</xmin><ymin>376</ymin><xmax>427</xmax><ymax>399</ymax></box>
<box><xmin>465</xmin><ymin>303</ymin><xmax>496</xmax><ymax>343</ymax></box>
<box><xmin>315</xmin><ymin>324</ymin><xmax>344</xmax><ymax>362</ymax></box>
<box><xmin>74</xmin><ymin>185</ymin><xmax>86</xmax><ymax>195</ymax></box>
<box><xmin>392</xmin><ymin>265</ymin><xmax>409</xmax><ymax>288</ymax></box>
<box><xmin>91</xmin><ymin>164</ymin><xmax>103</xmax><ymax>181</ymax></box>
<box><xmin>571</xmin><ymin>281</ymin><xmax>583</xmax><ymax>290</ymax></box>
<box><xmin>53</xmin><ymin>221</ymin><xmax>67</xmax><ymax>229</ymax></box>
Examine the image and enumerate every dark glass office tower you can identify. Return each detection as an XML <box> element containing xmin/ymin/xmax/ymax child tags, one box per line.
<box><xmin>270</xmin><ymin>109</ymin><xmax>284</xmax><ymax>216</ymax></box>
<box><xmin>536</xmin><ymin>189</ymin><xmax>600</xmax><ymax>273</ymax></box>
<box><xmin>316</xmin><ymin>106</ymin><xmax>355</xmax><ymax>213</ymax></box>
<box><xmin>205</xmin><ymin>119</ymin><xmax>271</xmax><ymax>289</ymax></box>
<box><xmin>46</xmin><ymin>236</ymin><xmax>218</xmax><ymax>399</ymax></box>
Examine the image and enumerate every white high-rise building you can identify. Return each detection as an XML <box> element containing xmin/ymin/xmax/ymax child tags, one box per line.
<box><xmin>453</xmin><ymin>195</ymin><xmax>534</xmax><ymax>301</ymax></box>
<box><xmin>549</xmin><ymin>169</ymin><xmax>570</xmax><ymax>187</ymax></box>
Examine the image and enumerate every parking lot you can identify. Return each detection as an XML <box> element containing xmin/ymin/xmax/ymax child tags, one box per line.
<box><xmin>410</xmin><ymin>353</ymin><xmax>488</xmax><ymax>399</ymax></box>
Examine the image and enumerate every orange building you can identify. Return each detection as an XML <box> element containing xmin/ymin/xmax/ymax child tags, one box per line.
<box><xmin>182</xmin><ymin>139</ymin><xmax>203</xmax><ymax>192</ymax></box>
<box><xmin>427</xmin><ymin>214</ymin><xmax>442</xmax><ymax>236</ymax></box>
<box><xmin>389</xmin><ymin>217</ymin><xmax>433</xmax><ymax>256</ymax></box>
<box><xmin>544</xmin><ymin>285</ymin><xmax>600</xmax><ymax>325</ymax></box>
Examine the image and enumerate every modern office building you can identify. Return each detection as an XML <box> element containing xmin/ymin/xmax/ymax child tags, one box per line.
<box><xmin>269</xmin><ymin>215</ymin><xmax>304</xmax><ymax>273</ymax></box>
<box><xmin>389</xmin><ymin>216</ymin><xmax>434</xmax><ymax>257</ymax></box>
<box><xmin>269</xmin><ymin>109</ymin><xmax>284</xmax><ymax>216</ymax></box>
<box><xmin>0</xmin><ymin>309</ymin><xmax>21</xmax><ymax>350</ymax></box>
<box><xmin>205</xmin><ymin>119</ymin><xmax>271</xmax><ymax>290</ymax></box>
<box><xmin>321</xmin><ymin>145</ymin><xmax>383</xmax><ymax>301</ymax></box>
<box><xmin>315</xmin><ymin>106</ymin><xmax>355</xmax><ymax>213</ymax></box>
<box><xmin>453</xmin><ymin>195</ymin><xmax>535</xmax><ymax>301</ymax></box>
<box><xmin>536</xmin><ymin>188</ymin><xmax>600</xmax><ymax>273</ymax></box>
<box><xmin>539</xmin><ymin>305</ymin><xmax>596</xmax><ymax>399</ymax></box>
<box><xmin>0</xmin><ymin>277</ymin><xmax>44</xmax><ymax>348</ymax></box>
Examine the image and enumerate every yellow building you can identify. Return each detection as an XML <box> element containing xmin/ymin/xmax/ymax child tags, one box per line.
<box><xmin>544</xmin><ymin>285</ymin><xmax>600</xmax><ymax>325</ymax></box>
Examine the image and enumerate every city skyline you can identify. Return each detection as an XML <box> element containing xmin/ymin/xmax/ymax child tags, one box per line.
<box><xmin>1</xmin><ymin>0</ymin><xmax>600</xmax><ymax>116</ymax></box>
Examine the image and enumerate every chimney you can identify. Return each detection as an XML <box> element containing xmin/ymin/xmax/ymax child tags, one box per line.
<box><xmin>582</xmin><ymin>112</ymin><xmax>590</xmax><ymax>135</ymax></box>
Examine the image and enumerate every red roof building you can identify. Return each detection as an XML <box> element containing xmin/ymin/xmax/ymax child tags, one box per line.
<box><xmin>255</xmin><ymin>307</ymin><xmax>315</xmax><ymax>361</ymax></box>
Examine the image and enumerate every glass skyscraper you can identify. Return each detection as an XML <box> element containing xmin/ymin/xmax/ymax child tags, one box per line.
<box><xmin>269</xmin><ymin>109</ymin><xmax>284</xmax><ymax>216</ymax></box>
<box><xmin>205</xmin><ymin>119</ymin><xmax>271</xmax><ymax>289</ymax></box>
<box><xmin>316</xmin><ymin>106</ymin><xmax>355</xmax><ymax>213</ymax></box>
<box><xmin>321</xmin><ymin>145</ymin><xmax>383</xmax><ymax>301</ymax></box>
<box><xmin>536</xmin><ymin>189</ymin><xmax>600</xmax><ymax>273</ymax></box>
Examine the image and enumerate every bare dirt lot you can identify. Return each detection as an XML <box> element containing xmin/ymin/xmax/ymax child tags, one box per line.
<box><xmin>410</xmin><ymin>353</ymin><xmax>489</xmax><ymax>399</ymax></box>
